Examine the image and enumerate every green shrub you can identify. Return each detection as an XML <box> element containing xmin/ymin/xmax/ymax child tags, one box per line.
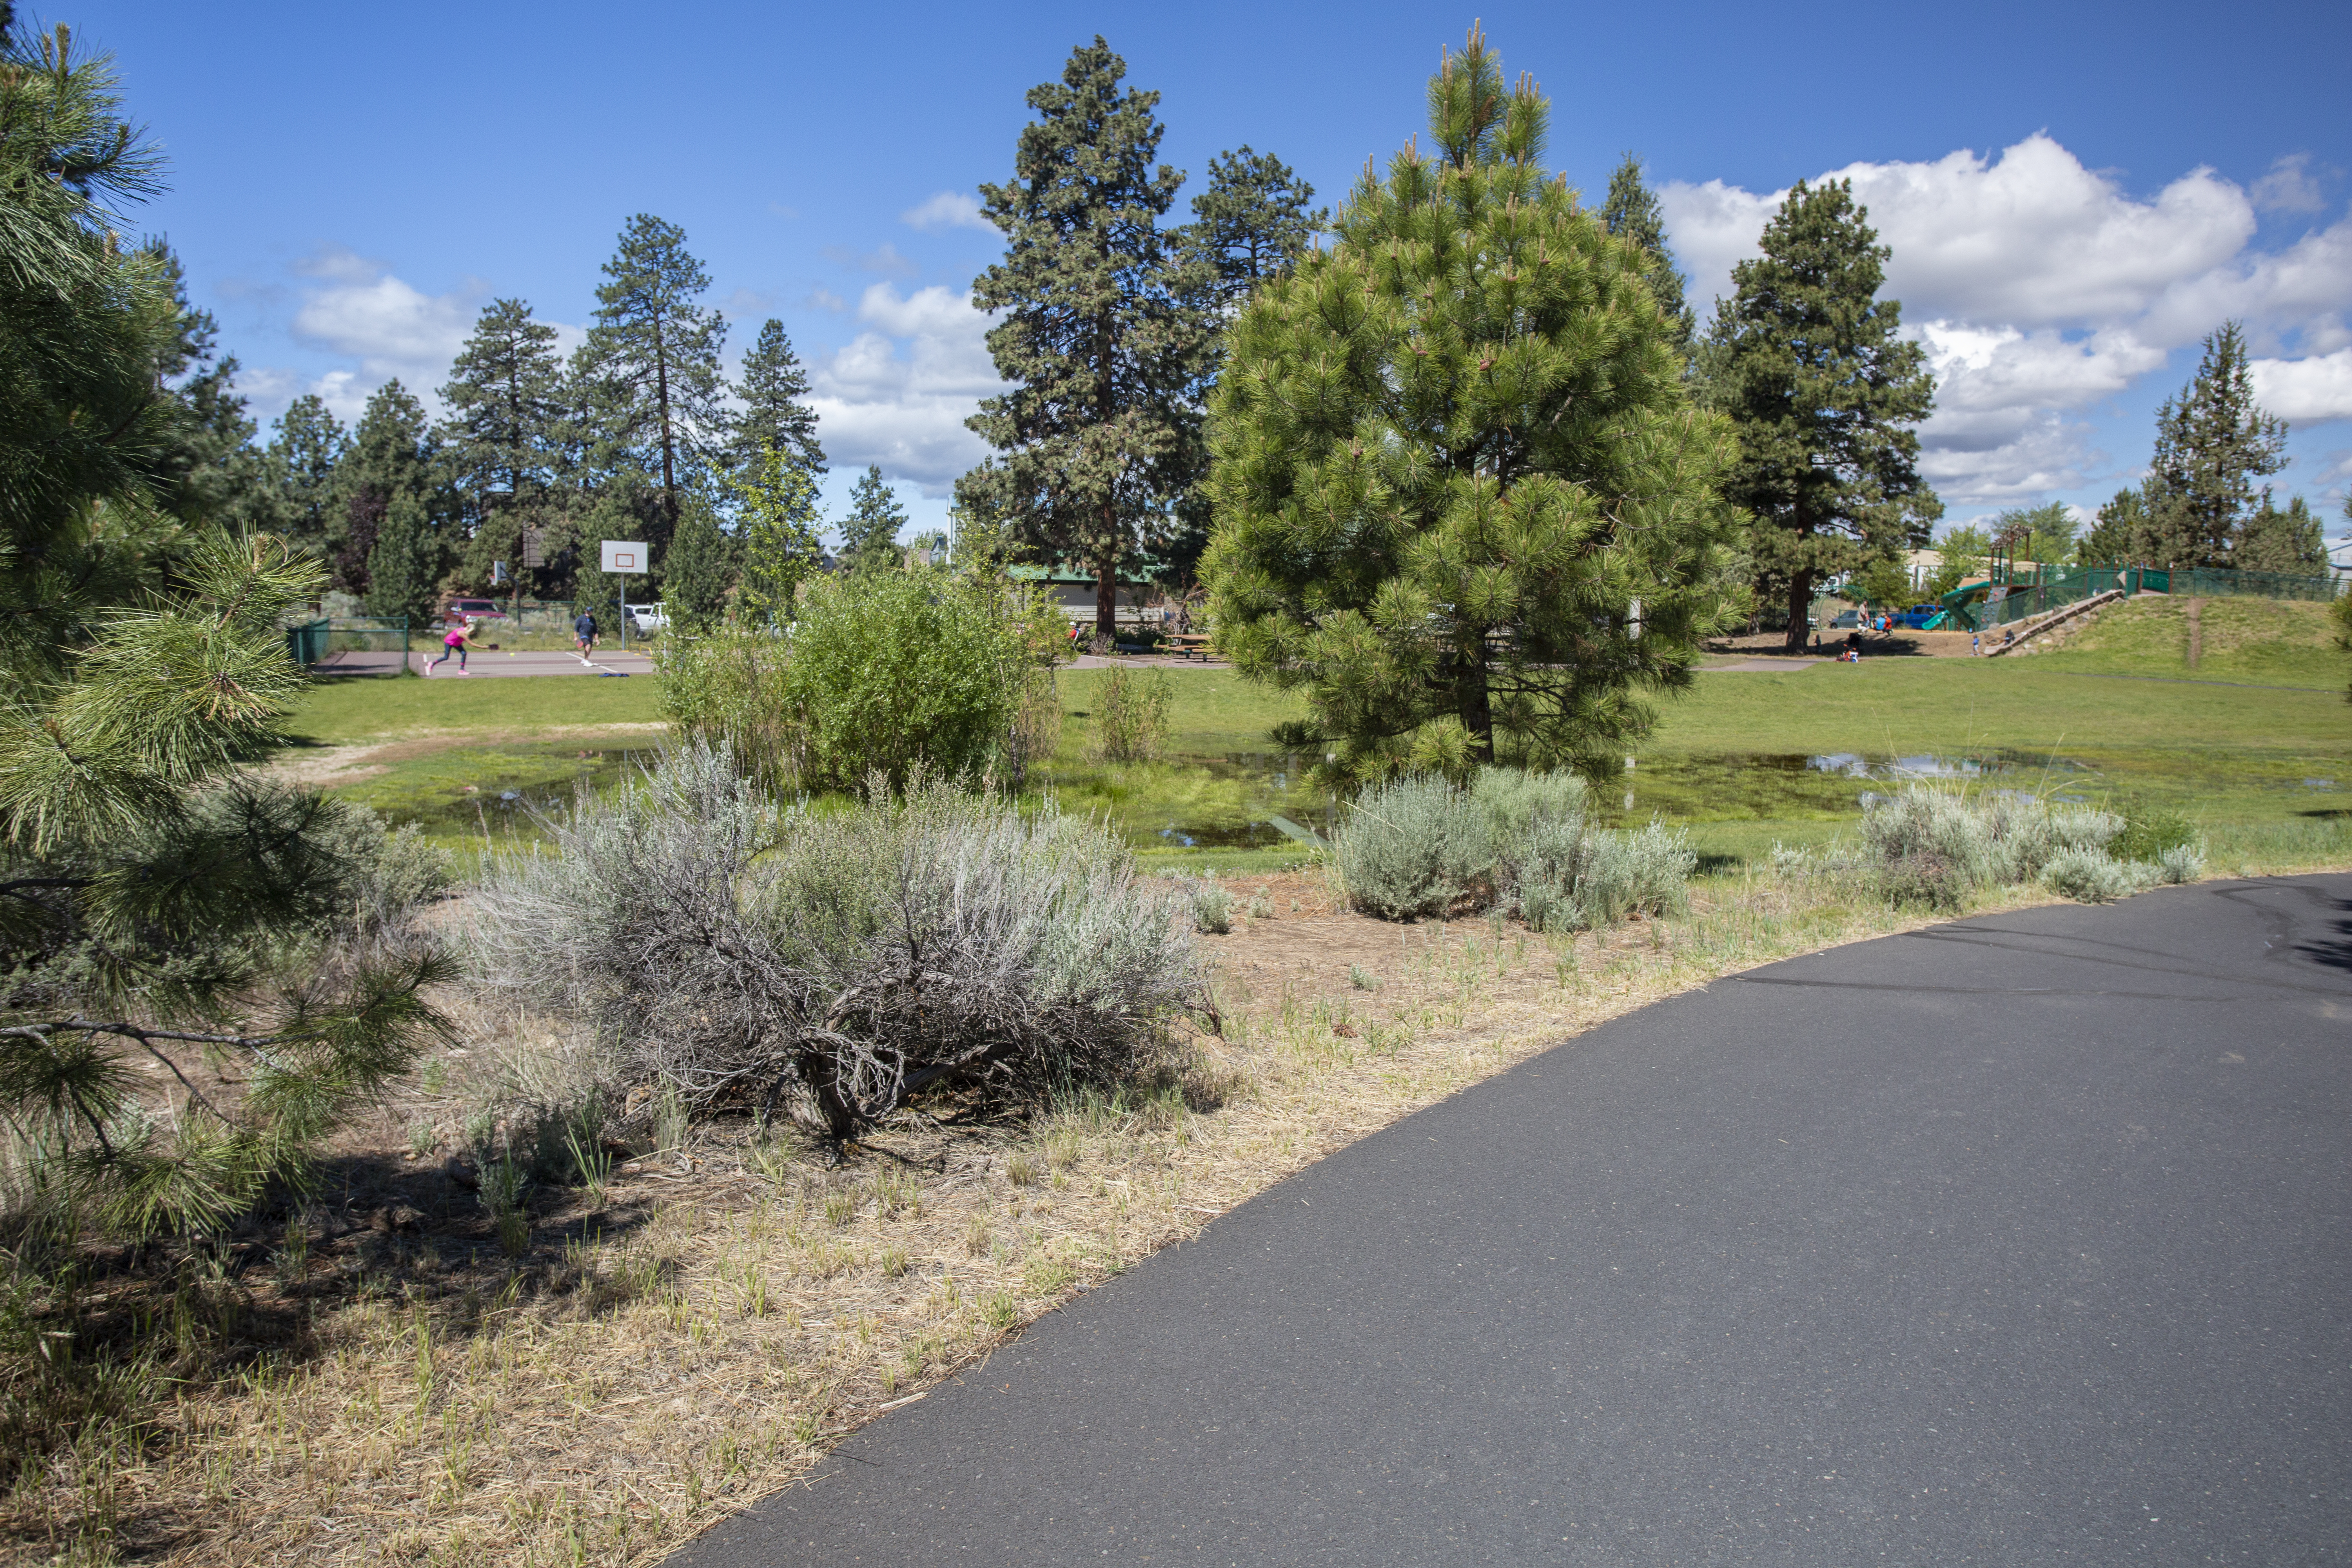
<box><xmin>783</xmin><ymin>572</ymin><xmax>1029</xmax><ymax>792</ymax></box>
<box><xmin>655</xmin><ymin>626</ymin><xmax>796</xmax><ymax>785</ymax></box>
<box><xmin>2111</xmin><ymin>804</ymin><xmax>2196</xmax><ymax>865</ymax></box>
<box><xmin>1187</xmin><ymin>874</ymin><xmax>1231</xmax><ymax>935</ymax></box>
<box><xmin>2156</xmin><ymin>842</ymin><xmax>2205</xmax><ymax>884</ymax></box>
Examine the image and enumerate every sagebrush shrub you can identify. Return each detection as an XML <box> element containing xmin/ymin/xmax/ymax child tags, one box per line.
<box><xmin>1332</xmin><ymin>774</ymin><xmax>1488</xmax><ymax>920</ymax></box>
<box><xmin>469</xmin><ymin>744</ymin><xmax>1204</xmax><ymax>1140</ymax></box>
<box><xmin>1337</xmin><ymin>768</ymin><xmax>1694</xmax><ymax>930</ymax></box>
<box><xmin>2043</xmin><ymin>847</ymin><xmax>2155</xmax><ymax>904</ymax></box>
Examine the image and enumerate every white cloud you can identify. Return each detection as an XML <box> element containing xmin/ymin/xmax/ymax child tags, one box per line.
<box><xmin>2252</xmin><ymin>154</ymin><xmax>2327</xmax><ymax>216</ymax></box>
<box><xmin>290</xmin><ymin>249</ymin><xmax>480</xmax><ymax>389</ymax></box>
<box><xmin>1661</xmin><ymin>135</ymin><xmax>2352</xmax><ymax>503</ymax></box>
<box><xmin>901</xmin><ymin>191</ymin><xmax>990</xmax><ymax>232</ymax></box>
<box><xmin>2251</xmin><ymin>348</ymin><xmax>2352</xmax><ymax>423</ymax></box>
<box><xmin>807</xmin><ymin>283</ymin><xmax>1003</xmax><ymax>494</ymax></box>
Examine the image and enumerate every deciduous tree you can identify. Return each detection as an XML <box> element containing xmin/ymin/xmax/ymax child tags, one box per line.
<box><xmin>1699</xmin><ymin>178</ymin><xmax>1940</xmax><ymax>652</ymax></box>
<box><xmin>1200</xmin><ymin>26</ymin><xmax>1742</xmax><ymax>781</ymax></box>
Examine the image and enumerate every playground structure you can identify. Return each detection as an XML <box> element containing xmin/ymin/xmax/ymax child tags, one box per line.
<box><xmin>1923</xmin><ymin>563</ymin><xmax>2336</xmax><ymax>633</ymax></box>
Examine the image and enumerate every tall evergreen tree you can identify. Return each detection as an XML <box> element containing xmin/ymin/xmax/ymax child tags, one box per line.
<box><xmin>573</xmin><ymin>214</ymin><xmax>728</xmax><ymax>554</ymax></box>
<box><xmin>2234</xmin><ymin>492</ymin><xmax>2326</xmax><ymax>574</ymax></box>
<box><xmin>1185</xmin><ymin>146</ymin><xmax>1322</xmax><ymax>310</ymax></box>
<box><xmin>1600</xmin><ymin>153</ymin><xmax>1694</xmax><ymax>358</ymax></box>
<box><xmin>1699</xmin><ymin>178</ymin><xmax>1940</xmax><ymax>652</ymax></box>
<box><xmin>333</xmin><ymin>380</ymin><xmax>437</xmax><ymax>599</ymax></box>
<box><xmin>1200</xmin><ymin>26</ymin><xmax>1741</xmax><ymax>779</ymax></box>
<box><xmin>732</xmin><ymin>318</ymin><xmax>825</xmax><ymax>477</ymax></box>
<box><xmin>662</xmin><ymin>494</ymin><xmax>737</xmax><ymax>627</ymax></box>
<box><xmin>2141</xmin><ymin>321</ymin><xmax>2287</xmax><ymax>568</ymax></box>
<box><xmin>365</xmin><ymin>490</ymin><xmax>441</xmax><ymax>621</ymax></box>
<box><xmin>956</xmin><ymin>37</ymin><xmax>1211</xmax><ymax>644</ymax></box>
<box><xmin>840</xmin><ymin>465</ymin><xmax>910</xmax><ymax>571</ymax></box>
<box><xmin>265</xmin><ymin>394</ymin><xmax>347</xmax><ymax>556</ymax></box>
<box><xmin>440</xmin><ymin>297</ymin><xmax>564</xmax><ymax>512</ymax></box>
<box><xmin>2079</xmin><ymin>486</ymin><xmax>2146</xmax><ymax>566</ymax></box>
<box><xmin>154</xmin><ymin>264</ymin><xmax>273</xmax><ymax>530</ymax></box>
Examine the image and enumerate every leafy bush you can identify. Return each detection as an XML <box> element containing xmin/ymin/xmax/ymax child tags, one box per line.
<box><xmin>1578</xmin><ymin>821</ymin><xmax>1698</xmax><ymax>924</ymax></box>
<box><xmin>655</xmin><ymin>625</ymin><xmax>796</xmax><ymax>785</ymax></box>
<box><xmin>784</xmin><ymin>571</ymin><xmax>1031</xmax><ymax>792</ymax></box>
<box><xmin>469</xmin><ymin>745</ymin><xmax>1204</xmax><ymax>1140</ymax></box>
<box><xmin>1088</xmin><ymin>667</ymin><xmax>1171</xmax><ymax>764</ymax></box>
<box><xmin>1332</xmin><ymin>774</ymin><xmax>1489</xmax><ymax>920</ymax></box>
<box><xmin>657</xmin><ymin>572</ymin><xmax>1039</xmax><ymax>793</ymax></box>
<box><xmin>2111</xmin><ymin>804</ymin><xmax>2196</xmax><ymax>865</ymax></box>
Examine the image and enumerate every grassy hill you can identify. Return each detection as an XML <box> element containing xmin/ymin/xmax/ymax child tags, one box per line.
<box><xmin>2023</xmin><ymin>594</ymin><xmax>2343</xmax><ymax>688</ymax></box>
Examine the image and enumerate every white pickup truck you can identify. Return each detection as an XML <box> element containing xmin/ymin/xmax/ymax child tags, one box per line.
<box><xmin>624</xmin><ymin>602</ymin><xmax>668</xmax><ymax>631</ymax></box>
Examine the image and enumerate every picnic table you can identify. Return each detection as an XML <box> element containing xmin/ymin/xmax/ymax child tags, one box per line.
<box><xmin>1167</xmin><ymin>633</ymin><xmax>1216</xmax><ymax>662</ymax></box>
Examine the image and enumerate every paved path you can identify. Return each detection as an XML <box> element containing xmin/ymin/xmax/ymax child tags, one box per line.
<box><xmin>672</xmin><ymin>877</ymin><xmax>2352</xmax><ymax>1567</ymax></box>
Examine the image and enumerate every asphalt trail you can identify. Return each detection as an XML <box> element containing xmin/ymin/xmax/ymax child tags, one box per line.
<box><xmin>672</xmin><ymin>876</ymin><xmax>2352</xmax><ymax>1566</ymax></box>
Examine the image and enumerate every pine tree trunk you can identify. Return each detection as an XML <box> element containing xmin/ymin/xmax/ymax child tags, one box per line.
<box><xmin>1095</xmin><ymin>550</ymin><xmax>1117</xmax><ymax>646</ymax></box>
<box><xmin>1460</xmin><ymin>648</ymin><xmax>1494</xmax><ymax>764</ymax></box>
<box><xmin>1783</xmin><ymin>569</ymin><xmax>1815</xmax><ymax>654</ymax></box>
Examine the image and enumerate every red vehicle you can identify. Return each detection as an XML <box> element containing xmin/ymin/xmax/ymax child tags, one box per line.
<box><xmin>439</xmin><ymin>597</ymin><xmax>509</xmax><ymax>625</ymax></box>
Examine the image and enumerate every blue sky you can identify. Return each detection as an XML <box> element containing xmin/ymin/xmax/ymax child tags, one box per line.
<box><xmin>78</xmin><ymin>0</ymin><xmax>2352</xmax><ymax>543</ymax></box>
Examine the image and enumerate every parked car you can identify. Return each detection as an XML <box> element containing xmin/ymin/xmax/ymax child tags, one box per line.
<box><xmin>440</xmin><ymin>597</ymin><xmax>508</xmax><ymax>625</ymax></box>
<box><xmin>625</xmin><ymin>602</ymin><xmax>668</xmax><ymax>631</ymax></box>
<box><xmin>1894</xmin><ymin>604</ymin><xmax>1942</xmax><ymax>629</ymax></box>
<box><xmin>1829</xmin><ymin>608</ymin><xmax>1861</xmax><ymax>628</ymax></box>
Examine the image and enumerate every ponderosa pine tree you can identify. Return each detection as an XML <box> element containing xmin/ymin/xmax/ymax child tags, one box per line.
<box><xmin>2141</xmin><ymin>321</ymin><xmax>2287</xmax><ymax>568</ymax></box>
<box><xmin>1699</xmin><ymin>178</ymin><xmax>1940</xmax><ymax>652</ymax></box>
<box><xmin>840</xmin><ymin>465</ymin><xmax>909</xmax><ymax>571</ymax></box>
<box><xmin>1185</xmin><ymin>146</ymin><xmax>1322</xmax><ymax>311</ymax></box>
<box><xmin>1601</xmin><ymin>153</ymin><xmax>1694</xmax><ymax>360</ymax></box>
<box><xmin>957</xmin><ymin>37</ymin><xmax>1210</xmax><ymax>645</ymax></box>
<box><xmin>573</xmin><ymin>214</ymin><xmax>728</xmax><ymax>555</ymax></box>
<box><xmin>265</xmin><ymin>394</ymin><xmax>347</xmax><ymax>558</ymax></box>
<box><xmin>440</xmin><ymin>298</ymin><xmax>565</xmax><ymax>593</ymax></box>
<box><xmin>1200</xmin><ymin>25</ymin><xmax>1742</xmax><ymax>780</ymax></box>
<box><xmin>0</xmin><ymin>7</ymin><xmax>449</xmax><ymax>1308</ymax></box>
<box><xmin>732</xmin><ymin>318</ymin><xmax>825</xmax><ymax>477</ymax></box>
<box><xmin>333</xmin><ymin>379</ymin><xmax>437</xmax><ymax>598</ymax></box>
<box><xmin>661</xmin><ymin>493</ymin><xmax>737</xmax><ymax>627</ymax></box>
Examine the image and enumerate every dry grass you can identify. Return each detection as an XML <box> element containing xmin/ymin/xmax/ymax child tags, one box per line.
<box><xmin>8</xmin><ymin>850</ymin><xmax>2347</xmax><ymax>1566</ymax></box>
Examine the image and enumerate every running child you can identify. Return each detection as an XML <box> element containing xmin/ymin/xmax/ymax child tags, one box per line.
<box><xmin>427</xmin><ymin>617</ymin><xmax>479</xmax><ymax>676</ymax></box>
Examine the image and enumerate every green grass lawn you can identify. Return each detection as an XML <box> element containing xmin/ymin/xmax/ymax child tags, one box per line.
<box><xmin>285</xmin><ymin>670</ymin><xmax>665</xmax><ymax>744</ymax></box>
<box><xmin>282</xmin><ymin>602</ymin><xmax>2352</xmax><ymax>874</ymax></box>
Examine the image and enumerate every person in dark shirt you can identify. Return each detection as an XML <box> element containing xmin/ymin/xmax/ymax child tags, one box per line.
<box><xmin>574</xmin><ymin>610</ymin><xmax>599</xmax><ymax>668</ymax></box>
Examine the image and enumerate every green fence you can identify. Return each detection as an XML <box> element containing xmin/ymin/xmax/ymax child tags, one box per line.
<box><xmin>1951</xmin><ymin>564</ymin><xmax>2339</xmax><ymax>632</ymax></box>
<box><xmin>288</xmin><ymin>616</ymin><xmax>409</xmax><ymax>674</ymax></box>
